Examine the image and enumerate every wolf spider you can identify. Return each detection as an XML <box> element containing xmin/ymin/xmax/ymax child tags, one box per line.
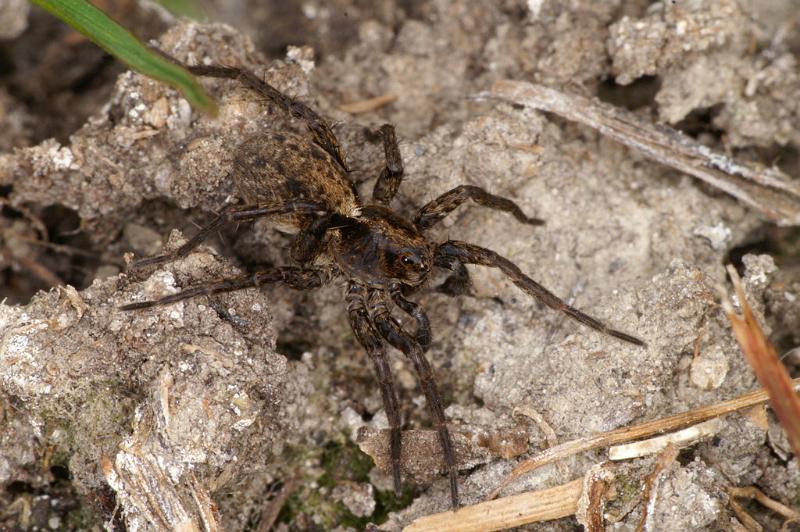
<box><xmin>121</xmin><ymin>60</ymin><xmax>645</xmax><ymax>509</ymax></box>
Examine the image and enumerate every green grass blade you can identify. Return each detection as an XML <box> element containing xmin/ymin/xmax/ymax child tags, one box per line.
<box><xmin>156</xmin><ymin>0</ymin><xmax>208</xmax><ymax>21</ymax></box>
<box><xmin>31</xmin><ymin>0</ymin><xmax>217</xmax><ymax>115</ymax></box>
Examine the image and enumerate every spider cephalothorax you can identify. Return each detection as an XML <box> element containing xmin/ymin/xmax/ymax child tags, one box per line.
<box><xmin>122</xmin><ymin>59</ymin><xmax>645</xmax><ymax>509</ymax></box>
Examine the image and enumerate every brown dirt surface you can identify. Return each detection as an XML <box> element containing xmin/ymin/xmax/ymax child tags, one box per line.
<box><xmin>2</xmin><ymin>1</ymin><xmax>800</xmax><ymax>530</ymax></box>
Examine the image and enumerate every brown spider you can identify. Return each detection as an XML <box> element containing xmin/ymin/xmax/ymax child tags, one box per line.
<box><xmin>121</xmin><ymin>61</ymin><xmax>645</xmax><ymax>509</ymax></box>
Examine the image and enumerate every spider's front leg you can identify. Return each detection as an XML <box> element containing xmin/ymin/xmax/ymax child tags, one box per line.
<box><xmin>414</xmin><ymin>184</ymin><xmax>544</xmax><ymax>230</ymax></box>
<box><xmin>372</xmin><ymin>124</ymin><xmax>404</xmax><ymax>205</ymax></box>
<box><xmin>390</xmin><ymin>287</ymin><xmax>432</xmax><ymax>351</ymax></box>
<box><xmin>435</xmin><ymin>240</ymin><xmax>645</xmax><ymax>346</ymax></box>
<box><xmin>368</xmin><ymin>291</ymin><xmax>460</xmax><ymax>509</ymax></box>
<box><xmin>346</xmin><ymin>283</ymin><xmax>404</xmax><ymax>496</ymax></box>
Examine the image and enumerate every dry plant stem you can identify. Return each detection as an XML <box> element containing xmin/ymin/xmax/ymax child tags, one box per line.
<box><xmin>730</xmin><ymin>497</ymin><xmax>764</xmax><ymax>532</ymax></box>
<box><xmin>576</xmin><ymin>465</ymin><xmax>615</xmax><ymax>532</ymax></box>
<box><xmin>781</xmin><ymin>518</ymin><xmax>800</xmax><ymax>532</ymax></box>
<box><xmin>608</xmin><ymin>417</ymin><xmax>722</xmax><ymax>460</ymax></box>
<box><xmin>513</xmin><ymin>405</ymin><xmax>569</xmax><ymax>479</ymax></box>
<box><xmin>722</xmin><ymin>265</ymin><xmax>800</xmax><ymax>457</ymax></box>
<box><xmin>339</xmin><ymin>92</ymin><xmax>398</xmax><ymax>114</ymax></box>
<box><xmin>729</xmin><ymin>487</ymin><xmax>800</xmax><ymax>521</ymax></box>
<box><xmin>490</xmin><ymin>80</ymin><xmax>800</xmax><ymax>226</ymax></box>
<box><xmin>257</xmin><ymin>476</ymin><xmax>297</xmax><ymax>532</ymax></box>
<box><xmin>636</xmin><ymin>444</ymin><xmax>679</xmax><ymax>532</ymax></box>
<box><xmin>489</xmin><ymin>377</ymin><xmax>800</xmax><ymax>499</ymax></box>
<box><xmin>404</xmin><ymin>478</ymin><xmax>583</xmax><ymax>532</ymax></box>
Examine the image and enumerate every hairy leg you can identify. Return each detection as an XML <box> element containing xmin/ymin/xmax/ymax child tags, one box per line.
<box><xmin>433</xmin><ymin>256</ymin><xmax>473</xmax><ymax>297</ymax></box>
<box><xmin>346</xmin><ymin>283</ymin><xmax>404</xmax><ymax>495</ymax></box>
<box><xmin>121</xmin><ymin>266</ymin><xmax>324</xmax><ymax>310</ymax></box>
<box><xmin>368</xmin><ymin>291</ymin><xmax>459</xmax><ymax>509</ymax></box>
<box><xmin>435</xmin><ymin>240</ymin><xmax>646</xmax><ymax>346</ymax></box>
<box><xmin>389</xmin><ymin>287</ymin><xmax>432</xmax><ymax>351</ymax></box>
<box><xmin>372</xmin><ymin>124</ymin><xmax>404</xmax><ymax>205</ymax></box>
<box><xmin>130</xmin><ymin>201</ymin><xmax>327</xmax><ymax>270</ymax></box>
<box><xmin>186</xmin><ymin>64</ymin><xmax>349</xmax><ymax>171</ymax></box>
<box><xmin>414</xmin><ymin>185</ymin><xmax>544</xmax><ymax>230</ymax></box>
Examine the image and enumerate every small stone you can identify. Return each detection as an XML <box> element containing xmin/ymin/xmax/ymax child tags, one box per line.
<box><xmin>331</xmin><ymin>481</ymin><xmax>375</xmax><ymax>518</ymax></box>
<box><xmin>690</xmin><ymin>346</ymin><xmax>729</xmax><ymax>390</ymax></box>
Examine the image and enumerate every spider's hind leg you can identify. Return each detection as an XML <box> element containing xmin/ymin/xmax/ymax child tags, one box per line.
<box><xmin>121</xmin><ymin>266</ymin><xmax>325</xmax><ymax>310</ymax></box>
<box><xmin>186</xmin><ymin>64</ymin><xmax>348</xmax><ymax>171</ymax></box>
<box><xmin>128</xmin><ymin>201</ymin><xmax>327</xmax><ymax>270</ymax></box>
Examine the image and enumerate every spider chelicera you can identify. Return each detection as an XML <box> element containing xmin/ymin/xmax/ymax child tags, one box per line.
<box><xmin>121</xmin><ymin>59</ymin><xmax>645</xmax><ymax>509</ymax></box>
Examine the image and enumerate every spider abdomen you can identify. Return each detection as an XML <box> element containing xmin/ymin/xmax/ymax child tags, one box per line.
<box><xmin>233</xmin><ymin>132</ymin><xmax>360</xmax><ymax>229</ymax></box>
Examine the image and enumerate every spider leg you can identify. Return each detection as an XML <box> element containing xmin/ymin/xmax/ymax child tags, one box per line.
<box><xmin>372</xmin><ymin>124</ymin><xmax>404</xmax><ymax>205</ymax></box>
<box><xmin>414</xmin><ymin>185</ymin><xmax>544</xmax><ymax>230</ymax></box>
<box><xmin>186</xmin><ymin>64</ymin><xmax>348</xmax><ymax>171</ymax></box>
<box><xmin>346</xmin><ymin>283</ymin><xmax>403</xmax><ymax>495</ymax></box>
<box><xmin>390</xmin><ymin>287</ymin><xmax>432</xmax><ymax>351</ymax></box>
<box><xmin>433</xmin><ymin>256</ymin><xmax>473</xmax><ymax>297</ymax></box>
<box><xmin>121</xmin><ymin>266</ymin><xmax>324</xmax><ymax>310</ymax></box>
<box><xmin>368</xmin><ymin>292</ymin><xmax>460</xmax><ymax>509</ymax></box>
<box><xmin>435</xmin><ymin>240</ymin><xmax>646</xmax><ymax>346</ymax></box>
<box><xmin>129</xmin><ymin>201</ymin><xmax>327</xmax><ymax>270</ymax></box>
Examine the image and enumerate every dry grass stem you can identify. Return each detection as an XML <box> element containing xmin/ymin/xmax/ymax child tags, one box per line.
<box><xmin>608</xmin><ymin>418</ymin><xmax>722</xmax><ymax>460</ymax></box>
<box><xmin>489</xmin><ymin>377</ymin><xmax>800</xmax><ymax>499</ymax></box>
<box><xmin>404</xmin><ymin>478</ymin><xmax>583</xmax><ymax>532</ymax></box>
<box><xmin>722</xmin><ymin>265</ymin><xmax>800</xmax><ymax>458</ymax></box>
<box><xmin>513</xmin><ymin>405</ymin><xmax>569</xmax><ymax>478</ymax></box>
<box><xmin>490</xmin><ymin>80</ymin><xmax>800</xmax><ymax>226</ymax></box>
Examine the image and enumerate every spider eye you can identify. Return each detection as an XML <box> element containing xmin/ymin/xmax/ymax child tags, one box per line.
<box><xmin>401</xmin><ymin>255</ymin><xmax>415</xmax><ymax>265</ymax></box>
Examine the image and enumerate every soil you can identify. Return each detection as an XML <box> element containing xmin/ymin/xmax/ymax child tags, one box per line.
<box><xmin>1</xmin><ymin>1</ymin><xmax>800</xmax><ymax>530</ymax></box>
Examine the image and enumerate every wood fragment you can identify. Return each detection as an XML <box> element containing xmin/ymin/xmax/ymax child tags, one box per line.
<box><xmin>404</xmin><ymin>478</ymin><xmax>583</xmax><ymax>532</ymax></box>
<box><xmin>489</xmin><ymin>377</ymin><xmax>800</xmax><ymax>499</ymax></box>
<box><xmin>722</xmin><ymin>266</ymin><xmax>800</xmax><ymax>458</ymax></box>
<box><xmin>339</xmin><ymin>93</ymin><xmax>398</xmax><ymax>114</ymax></box>
<box><xmin>576</xmin><ymin>464</ymin><xmax>615</xmax><ymax>532</ymax></box>
<box><xmin>490</xmin><ymin>80</ymin><xmax>800</xmax><ymax>226</ymax></box>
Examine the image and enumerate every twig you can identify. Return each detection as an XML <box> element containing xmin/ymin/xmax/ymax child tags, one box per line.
<box><xmin>339</xmin><ymin>93</ymin><xmax>398</xmax><ymax>114</ymax></box>
<box><xmin>729</xmin><ymin>487</ymin><xmax>800</xmax><ymax>521</ymax></box>
<box><xmin>489</xmin><ymin>377</ymin><xmax>800</xmax><ymax>499</ymax></box>
<box><xmin>490</xmin><ymin>80</ymin><xmax>800</xmax><ymax>226</ymax></box>
<box><xmin>404</xmin><ymin>478</ymin><xmax>583</xmax><ymax>532</ymax></box>
<box><xmin>257</xmin><ymin>474</ymin><xmax>297</xmax><ymax>532</ymax></box>
<box><xmin>636</xmin><ymin>444</ymin><xmax>679</xmax><ymax>532</ymax></box>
